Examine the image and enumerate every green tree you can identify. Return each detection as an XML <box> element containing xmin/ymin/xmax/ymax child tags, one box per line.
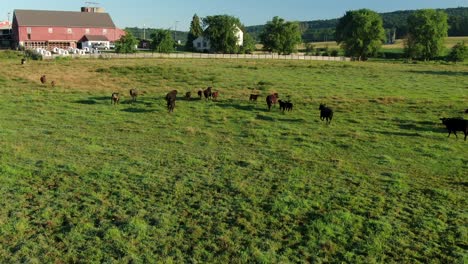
<box><xmin>405</xmin><ymin>9</ymin><xmax>448</xmax><ymax>60</ymax></box>
<box><xmin>240</xmin><ymin>32</ymin><xmax>256</xmax><ymax>54</ymax></box>
<box><xmin>115</xmin><ymin>30</ymin><xmax>138</xmax><ymax>54</ymax></box>
<box><xmin>447</xmin><ymin>41</ymin><xmax>467</xmax><ymax>62</ymax></box>
<box><xmin>202</xmin><ymin>15</ymin><xmax>243</xmax><ymax>53</ymax></box>
<box><xmin>260</xmin><ymin>16</ymin><xmax>302</xmax><ymax>55</ymax></box>
<box><xmin>150</xmin><ymin>29</ymin><xmax>175</xmax><ymax>53</ymax></box>
<box><xmin>335</xmin><ymin>9</ymin><xmax>385</xmax><ymax>60</ymax></box>
<box><xmin>186</xmin><ymin>14</ymin><xmax>203</xmax><ymax>51</ymax></box>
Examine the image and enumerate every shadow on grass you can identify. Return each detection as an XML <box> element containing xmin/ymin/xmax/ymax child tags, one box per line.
<box><xmin>256</xmin><ymin>114</ymin><xmax>275</xmax><ymax>121</ymax></box>
<box><xmin>394</xmin><ymin>120</ymin><xmax>445</xmax><ymax>133</ymax></box>
<box><xmin>74</xmin><ymin>99</ymin><xmax>98</xmax><ymax>105</ymax></box>
<box><xmin>121</xmin><ymin>107</ymin><xmax>156</xmax><ymax>113</ymax></box>
<box><xmin>216</xmin><ymin>102</ymin><xmax>259</xmax><ymax>111</ymax></box>
<box><xmin>366</xmin><ymin>130</ymin><xmax>422</xmax><ymax>137</ymax></box>
<box><xmin>408</xmin><ymin>70</ymin><xmax>468</xmax><ymax>77</ymax></box>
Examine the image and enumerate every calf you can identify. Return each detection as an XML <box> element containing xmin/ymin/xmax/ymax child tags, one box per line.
<box><xmin>249</xmin><ymin>94</ymin><xmax>259</xmax><ymax>102</ymax></box>
<box><xmin>440</xmin><ymin>117</ymin><xmax>468</xmax><ymax>141</ymax></box>
<box><xmin>129</xmin><ymin>88</ymin><xmax>138</xmax><ymax>102</ymax></box>
<box><xmin>319</xmin><ymin>104</ymin><xmax>333</xmax><ymax>124</ymax></box>
<box><xmin>165</xmin><ymin>90</ymin><xmax>178</xmax><ymax>113</ymax></box>
<box><xmin>111</xmin><ymin>92</ymin><xmax>120</xmax><ymax>105</ymax></box>
<box><xmin>203</xmin><ymin>87</ymin><xmax>212</xmax><ymax>100</ymax></box>
<box><xmin>197</xmin><ymin>90</ymin><xmax>203</xmax><ymax>99</ymax></box>
<box><xmin>465</xmin><ymin>109</ymin><xmax>468</xmax><ymax>114</ymax></box>
<box><xmin>185</xmin><ymin>91</ymin><xmax>192</xmax><ymax>100</ymax></box>
<box><xmin>278</xmin><ymin>100</ymin><xmax>294</xmax><ymax>112</ymax></box>
<box><xmin>212</xmin><ymin>91</ymin><xmax>219</xmax><ymax>101</ymax></box>
<box><xmin>40</xmin><ymin>75</ymin><xmax>47</xmax><ymax>84</ymax></box>
<box><xmin>266</xmin><ymin>93</ymin><xmax>279</xmax><ymax>111</ymax></box>
<box><xmin>51</xmin><ymin>81</ymin><xmax>56</xmax><ymax>87</ymax></box>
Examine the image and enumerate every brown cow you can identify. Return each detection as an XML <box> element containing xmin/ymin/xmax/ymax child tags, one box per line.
<box><xmin>51</xmin><ymin>81</ymin><xmax>56</xmax><ymax>87</ymax></box>
<box><xmin>165</xmin><ymin>90</ymin><xmax>178</xmax><ymax>113</ymax></box>
<box><xmin>197</xmin><ymin>90</ymin><xmax>203</xmax><ymax>99</ymax></box>
<box><xmin>111</xmin><ymin>92</ymin><xmax>120</xmax><ymax>105</ymax></box>
<box><xmin>40</xmin><ymin>75</ymin><xmax>47</xmax><ymax>84</ymax></box>
<box><xmin>185</xmin><ymin>91</ymin><xmax>192</xmax><ymax>100</ymax></box>
<box><xmin>266</xmin><ymin>93</ymin><xmax>279</xmax><ymax>111</ymax></box>
<box><xmin>212</xmin><ymin>91</ymin><xmax>219</xmax><ymax>101</ymax></box>
<box><xmin>129</xmin><ymin>88</ymin><xmax>138</xmax><ymax>102</ymax></box>
<box><xmin>249</xmin><ymin>94</ymin><xmax>259</xmax><ymax>102</ymax></box>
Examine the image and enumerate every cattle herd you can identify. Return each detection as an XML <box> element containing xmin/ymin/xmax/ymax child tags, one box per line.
<box><xmin>39</xmin><ymin>74</ymin><xmax>467</xmax><ymax>141</ymax></box>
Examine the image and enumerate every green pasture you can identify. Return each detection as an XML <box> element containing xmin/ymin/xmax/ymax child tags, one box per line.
<box><xmin>0</xmin><ymin>51</ymin><xmax>467</xmax><ymax>263</ymax></box>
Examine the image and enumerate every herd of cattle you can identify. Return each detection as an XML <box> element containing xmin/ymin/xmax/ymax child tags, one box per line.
<box><xmin>39</xmin><ymin>75</ymin><xmax>467</xmax><ymax>141</ymax></box>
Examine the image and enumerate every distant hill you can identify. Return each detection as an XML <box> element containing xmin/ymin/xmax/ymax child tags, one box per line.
<box><xmin>246</xmin><ymin>7</ymin><xmax>468</xmax><ymax>42</ymax></box>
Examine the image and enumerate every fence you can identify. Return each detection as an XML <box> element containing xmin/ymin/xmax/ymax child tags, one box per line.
<box><xmin>42</xmin><ymin>52</ymin><xmax>350</xmax><ymax>62</ymax></box>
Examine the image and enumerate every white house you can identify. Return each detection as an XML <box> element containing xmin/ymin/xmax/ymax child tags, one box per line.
<box><xmin>193</xmin><ymin>25</ymin><xmax>243</xmax><ymax>52</ymax></box>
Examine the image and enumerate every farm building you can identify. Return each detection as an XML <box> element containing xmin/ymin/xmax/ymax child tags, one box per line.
<box><xmin>0</xmin><ymin>21</ymin><xmax>12</xmax><ymax>48</ymax></box>
<box><xmin>12</xmin><ymin>8</ymin><xmax>125</xmax><ymax>50</ymax></box>
<box><xmin>193</xmin><ymin>25</ymin><xmax>243</xmax><ymax>52</ymax></box>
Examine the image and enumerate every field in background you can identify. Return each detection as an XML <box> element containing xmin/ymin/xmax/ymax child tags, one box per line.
<box><xmin>0</xmin><ymin>51</ymin><xmax>467</xmax><ymax>262</ymax></box>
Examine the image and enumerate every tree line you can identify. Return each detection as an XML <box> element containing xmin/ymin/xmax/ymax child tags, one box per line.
<box><xmin>246</xmin><ymin>7</ymin><xmax>468</xmax><ymax>42</ymax></box>
<box><xmin>114</xmin><ymin>9</ymin><xmax>466</xmax><ymax>61</ymax></box>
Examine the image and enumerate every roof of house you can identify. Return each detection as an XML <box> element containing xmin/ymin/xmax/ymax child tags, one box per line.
<box><xmin>82</xmin><ymin>35</ymin><xmax>109</xmax><ymax>41</ymax></box>
<box><xmin>14</xmin><ymin>9</ymin><xmax>116</xmax><ymax>28</ymax></box>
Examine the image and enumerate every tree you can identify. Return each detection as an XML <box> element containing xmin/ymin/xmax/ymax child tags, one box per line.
<box><xmin>240</xmin><ymin>32</ymin><xmax>256</xmax><ymax>54</ymax></box>
<box><xmin>115</xmin><ymin>30</ymin><xmax>138</xmax><ymax>54</ymax></box>
<box><xmin>260</xmin><ymin>16</ymin><xmax>302</xmax><ymax>55</ymax></box>
<box><xmin>404</xmin><ymin>9</ymin><xmax>448</xmax><ymax>60</ymax></box>
<box><xmin>335</xmin><ymin>9</ymin><xmax>385</xmax><ymax>60</ymax></box>
<box><xmin>150</xmin><ymin>29</ymin><xmax>175</xmax><ymax>53</ymax></box>
<box><xmin>186</xmin><ymin>14</ymin><xmax>203</xmax><ymax>51</ymax></box>
<box><xmin>202</xmin><ymin>15</ymin><xmax>243</xmax><ymax>53</ymax></box>
<box><xmin>447</xmin><ymin>41</ymin><xmax>467</xmax><ymax>62</ymax></box>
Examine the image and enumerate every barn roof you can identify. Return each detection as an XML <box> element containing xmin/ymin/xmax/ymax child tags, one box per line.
<box><xmin>14</xmin><ymin>9</ymin><xmax>116</xmax><ymax>28</ymax></box>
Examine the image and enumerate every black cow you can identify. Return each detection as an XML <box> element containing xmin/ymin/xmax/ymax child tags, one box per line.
<box><xmin>165</xmin><ymin>90</ymin><xmax>178</xmax><ymax>113</ymax></box>
<box><xmin>440</xmin><ymin>118</ymin><xmax>468</xmax><ymax>141</ymax></box>
<box><xmin>203</xmin><ymin>87</ymin><xmax>212</xmax><ymax>100</ymax></box>
<box><xmin>197</xmin><ymin>90</ymin><xmax>203</xmax><ymax>99</ymax></box>
<box><xmin>319</xmin><ymin>104</ymin><xmax>333</xmax><ymax>124</ymax></box>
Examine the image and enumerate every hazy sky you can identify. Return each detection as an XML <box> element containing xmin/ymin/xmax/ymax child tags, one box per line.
<box><xmin>2</xmin><ymin>0</ymin><xmax>467</xmax><ymax>30</ymax></box>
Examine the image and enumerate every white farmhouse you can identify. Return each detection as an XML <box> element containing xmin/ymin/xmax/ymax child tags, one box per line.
<box><xmin>193</xmin><ymin>25</ymin><xmax>243</xmax><ymax>52</ymax></box>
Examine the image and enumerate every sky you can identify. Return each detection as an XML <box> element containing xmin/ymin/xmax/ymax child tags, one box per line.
<box><xmin>2</xmin><ymin>0</ymin><xmax>467</xmax><ymax>31</ymax></box>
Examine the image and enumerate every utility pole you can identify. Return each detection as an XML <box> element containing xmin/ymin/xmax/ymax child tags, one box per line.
<box><xmin>7</xmin><ymin>12</ymin><xmax>11</xmax><ymax>34</ymax></box>
<box><xmin>143</xmin><ymin>23</ymin><xmax>146</xmax><ymax>39</ymax></box>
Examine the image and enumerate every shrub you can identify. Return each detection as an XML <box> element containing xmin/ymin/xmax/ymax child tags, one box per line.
<box><xmin>447</xmin><ymin>41</ymin><xmax>467</xmax><ymax>62</ymax></box>
<box><xmin>331</xmin><ymin>50</ymin><xmax>339</xmax><ymax>57</ymax></box>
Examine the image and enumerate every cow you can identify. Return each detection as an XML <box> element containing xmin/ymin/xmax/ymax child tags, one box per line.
<box><xmin>266</xmin><ymin>93</ymin><xmax>279</xmax><ymax>111</ymax></box>
<box><xmin>249</xmin><ymin>94</ymin><xmax>259</xmax><ymax>102</ymax></box>
<box><xmin>129</xmin><ymin>88</ymin><xmax>138</xmax><ymax>102</ymax></box>
<box><xmin>278</xmin><ymin>100</ymin><xmax>293</xmax><ymax>112</ymax></box>
<box><xmin>197</xmin><ymin>90</ymin><xmax>203</xmax><ymax>99</ymax></box>
<box><xmin>203</xmin><ymin>87</ymin><xmax>212</xmax><ymax>100</ymax></box>
<box><xmin>111</xmin><ymin>92</ymin><xmax>120</xmax><ymax>105</ymax></box>
<box><xmin>40</xmin><ymin>75</ymin><xmax>47</xmax><ymax>84</ymax></box>
<box><xmin>440</xmin><ymin>118</ymin><xmax>468</xmax><ymax>141</ymax></box>
<box><xmin>51</xmin><ymin>81</ymin><xmax>56</xmax><ymax>87</ymax></box>
<box><xmin>185</xmin><ymin>92</ymin><xmax>192</xmax><ymax>100</ymax></box>
<box><xmin>212</xmin><ymin>91</ymin><xmax>219</xmax><ymax>101</ymax></box>
<box><xmin>319</xmin><ymin>104</ymin><xmax>333</xmax><ymax>124</ymax></box>
<box><xmin>165</xmin><ymin>90</ymin><xmax>178</xmax><ymax>113</ymax></box>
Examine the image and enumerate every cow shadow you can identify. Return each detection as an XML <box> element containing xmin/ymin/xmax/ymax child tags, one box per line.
<box><xmin>408</xmin><ymin>70</ymin><xmax>468</xmax><ymax>77</ymax></box>
<box><xmin>216</xmin><ymin>102</ymin><xmax>257</xmax><ymax>111</ymax></box>
<box><xmin>121</xmin><ymin>107</ymin><xmax>156</xmax><ymax>113</ymax></box>
<box><xmin>395</xmin><ymin>120</ymin><xmax>445</xmax><ymax>133</ymax></box>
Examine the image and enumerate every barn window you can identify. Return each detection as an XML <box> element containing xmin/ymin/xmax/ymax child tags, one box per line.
<box><xmin>103</xmin><ymin>29</ymin><xmax>107</xmax><ymax>34</ymax></box>
<box><xmin>48</xmin><ymin>28</ymin><xmax>53</xmax><ymax>33</ymax></box>
<box><xmin>27</xmin><ymin>27</ymin><xmax>32</xmax><ymax>33</ymax></box>
<box><xmin>85</xmin><ymin>28</ymin><xmax>90</xmax><ymax>34</ymax></box>
<box><xmin>197</xmin><ymin>42</ymin><xmax>201</xmax><ymax>48</ymax></box>
<box><xmin>67</xmin><ymin>28</ymin><xmax>72</xmax><ymax>34</ymax></box>
<box><xmin>203</xmin><ymin>42</ymin><xmax>207</xmax><ymax>48</ymax></box>
<box><xmin>27</xmin><ymin>34</ymin><xmax>31</xmax><ymax>40</ymax></box>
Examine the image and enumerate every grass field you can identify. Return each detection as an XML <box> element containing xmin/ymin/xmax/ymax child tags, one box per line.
<box><xmin>0</xmin><ymin>50</ymin><xmax>467</xmax><ymax>263</ymax></box>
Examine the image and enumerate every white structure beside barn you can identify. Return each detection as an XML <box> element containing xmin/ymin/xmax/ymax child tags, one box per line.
<box><xmin>80</xmin><ymin>35</ymin><xmax>110</xmax><ymax>49</ymax></box>
<box><xmin>193</xmin><ymin>25</ymin><xmax>243</xmax><ymax>52</ymax></box>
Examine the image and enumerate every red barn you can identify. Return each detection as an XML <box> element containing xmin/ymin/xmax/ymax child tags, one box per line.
<box><xmin>12</xmin><ymin>8</ymin><xmax>125</xmax><ymax>50</ymax></box>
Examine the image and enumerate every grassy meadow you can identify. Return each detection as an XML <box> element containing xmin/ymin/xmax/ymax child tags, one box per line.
<box><xmin>0</xmin><ymin>51</ymin><xmax>467</xmax><ymax>263</ymax></box>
